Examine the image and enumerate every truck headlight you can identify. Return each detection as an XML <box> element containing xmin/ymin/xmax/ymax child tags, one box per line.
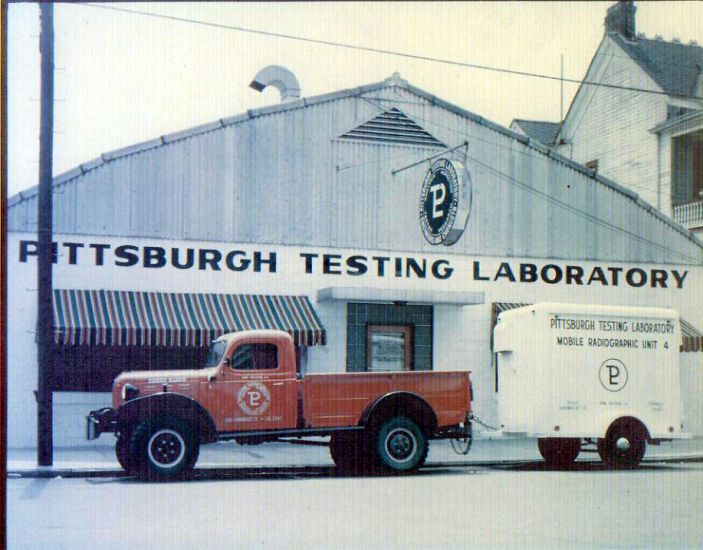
<box><xmin>121</xmin><ymin>383</ymin><xmax>140</xmax><ymax>401</ymax></box>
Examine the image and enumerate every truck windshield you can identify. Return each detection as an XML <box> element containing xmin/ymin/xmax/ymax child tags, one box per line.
<box><xmin>205</xmin><ymin>341</ymin><xmax>227</xmax><ymax>368</ymax></box>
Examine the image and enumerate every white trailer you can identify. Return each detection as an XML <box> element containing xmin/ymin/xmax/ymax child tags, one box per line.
<box><xmin>494</xmin><ymin>303</ymin><xmax>688</xmax><ymax>468</ymax></box>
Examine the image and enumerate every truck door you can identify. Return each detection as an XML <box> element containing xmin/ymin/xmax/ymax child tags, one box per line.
<box><xmin>206</xmin><ymin>341</ymin><xmax>298</xmax><ymax>433</ymax></box>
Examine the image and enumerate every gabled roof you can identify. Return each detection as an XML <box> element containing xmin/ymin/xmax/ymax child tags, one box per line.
<box><xmin>510</xmin><ymin>119</ymin><xmax>561</xmax><ymax>145</ymax></box>
<box><xmin>611</xmin><ymin>34</ymin><xmax>703</xmax><ymax>99</ymax></box>
<box><xmin>7</xmin><ymin>74</ymin><xmax>701</xmax><ymax>249</ymax></box>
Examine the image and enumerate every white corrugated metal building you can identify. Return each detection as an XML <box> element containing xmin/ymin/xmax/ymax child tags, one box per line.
<box><xmin>7</xmin><ymin>72</ymin><xmax>703</xmax><ymax>448</ymax></box>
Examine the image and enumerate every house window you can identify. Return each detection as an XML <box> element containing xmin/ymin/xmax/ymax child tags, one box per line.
<box><xmin>694</xmin><ymin>142</ymin><xmax>703</xmax><ymax>201</ymax></box>
<box><xmin>367</xmin><ymin>325</ymin><xmax>413</xmax><ymax>371</ymax></box>
<box><xmin>672</xmin><ymin>135</ymin><xmax>703</xmax><ymax>206</ymax></box>
<box><xmin>586</xmin><ymin>159</ymin><xmax>599</xmax><ymax>172</ymax></box>
<box><xmin>346</xmin><ymin>303</ymin><xmax>432</xmax><ymax>372</ymax></box>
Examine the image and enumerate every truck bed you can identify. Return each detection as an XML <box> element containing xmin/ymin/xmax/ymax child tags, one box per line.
<box><xmin>301</xmin><ymin>371</ymin><xmax>471</xmax><ymax>429</ymax></box>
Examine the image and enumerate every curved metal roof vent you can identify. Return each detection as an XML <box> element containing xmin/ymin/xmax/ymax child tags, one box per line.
<box><xmin>249</xmin><ymin>65</ymin><xmax>301</xmax><ymax>102</ymax></box>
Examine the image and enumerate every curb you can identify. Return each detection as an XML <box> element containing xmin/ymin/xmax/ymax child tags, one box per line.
<box><xmin>7</xmin><ymin>455</ymin><xmax>703</xmax><ymax>479</ymax></box>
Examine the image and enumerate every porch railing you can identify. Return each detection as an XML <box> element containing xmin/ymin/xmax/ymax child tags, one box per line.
<box><xmin>674</xmin><ymin>200</ymin><xmax>703</xmax><ymax>229</ymax></box>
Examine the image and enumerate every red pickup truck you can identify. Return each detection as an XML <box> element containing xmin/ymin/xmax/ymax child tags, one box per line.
<box><xmin>87</xmin><ymin>330</ymin><xmax>472</xmax><ymax>479</ymax></box>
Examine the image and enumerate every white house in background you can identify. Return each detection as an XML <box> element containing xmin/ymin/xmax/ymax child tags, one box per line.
<box><xmin>511</xmin><ymin>1</ymin><xmax>703</xmax><ymax>236</ymax></box>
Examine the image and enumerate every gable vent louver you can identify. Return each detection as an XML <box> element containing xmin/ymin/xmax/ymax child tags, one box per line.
<box><xmin>339</xmin><ymin>108</ymin><xmax>446</xmax><ymax>148</ymax></box>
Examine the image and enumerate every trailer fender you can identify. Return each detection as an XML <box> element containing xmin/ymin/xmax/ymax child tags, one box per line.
<box><xmin>117</xmin><ymin>392</ymin><xmax>218</xmax><ymax>443</ymax></box>
<box><xmin>600</xmin><ymin>413</ymin><xmax>652</xmax><ymax>442</ymax></box>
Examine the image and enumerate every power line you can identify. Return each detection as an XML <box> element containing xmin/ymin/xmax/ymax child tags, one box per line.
<box><xmin>468</xmin><ymin>154</ymin><xmax>699</xmax><ymax>263</ymax></box>
<box><xmin>79</xmin><ymin>3</ymin><xmax>703</xmax><ymax>102</ymax></box>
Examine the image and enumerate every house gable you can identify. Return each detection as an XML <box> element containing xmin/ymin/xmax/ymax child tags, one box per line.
<box><xmin>556</xmin><ymin>35</ymin><xmax>664</xmax><ymax>146</ymax></box>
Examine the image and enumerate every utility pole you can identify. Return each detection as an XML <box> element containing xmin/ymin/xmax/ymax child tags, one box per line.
<box><xmin>37</xmin><ymin>1</ymin><xmax>55</xmax><ymax>466</ymax></box>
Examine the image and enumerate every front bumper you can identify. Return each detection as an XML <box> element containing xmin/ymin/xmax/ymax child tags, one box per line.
<box><xmin>86</xmin><ymin>407</ymin><xmax>118</xmax><ymax>440</ymax></box>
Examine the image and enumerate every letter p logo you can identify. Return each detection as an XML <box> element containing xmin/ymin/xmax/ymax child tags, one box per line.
<box><xmin>429</xmin><ymin>183</ymin><xmax>446</xmax><ymax>219</ymax></box>
<box><xmin>599</xmin><ymin>359</ymin><xmax>628</xmax><ymax>392</ymax></box>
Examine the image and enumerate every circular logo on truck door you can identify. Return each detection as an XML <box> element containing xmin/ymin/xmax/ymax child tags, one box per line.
<box><xmin>599</xmin><ymin>359</ymin><xmax>629</xmax><ymax>392</ymax></box>
<box><xmin>237</xmin><ymin>382</ymin><xmax>271</xmax><ymax>415</ymax></box>
<box><xmin>419</xmin><ymin>158</ymin><xmax>472</xmax><ymax>246</ymax></box>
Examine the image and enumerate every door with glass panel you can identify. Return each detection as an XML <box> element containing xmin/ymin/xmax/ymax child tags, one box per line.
<box><xmin>366</xmin><ymin>325</ymin><xmax>413</xmax><ymax>371</ymax></box>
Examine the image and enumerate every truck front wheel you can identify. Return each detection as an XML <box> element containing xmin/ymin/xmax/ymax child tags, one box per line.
<box><xmin>598</xmin><ymin>420</ymin><xmax>646</xmax><ymax>469</ymax></box>
<box><xmin>115</xmin><ymin>436</ymin><xmax>130</xmax><ymax>472</ymax></box>
<box><xmin>538</xmin><ymin>438</ymin><xmax>581</xmax><ymax>468</ymax></box>
<box><xmin>374</xmin><ymin>417</ymin><xmax>428</xmax><ymax>473</ymax></box>
<box><xmin>129</xmin><ymin>416</ymin><xmax>200</xmax><ymax>480</ymax></box>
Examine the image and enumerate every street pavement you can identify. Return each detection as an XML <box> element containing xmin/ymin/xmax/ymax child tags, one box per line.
<box><xmin>7</xmin><ymin>460</ymin><xmax>703</xmax><ymax>549</ymax></box>
<box><xmin>8</xmin><ymin>436</ymin><xmax>703</xmax><ymax>477</ymax></box>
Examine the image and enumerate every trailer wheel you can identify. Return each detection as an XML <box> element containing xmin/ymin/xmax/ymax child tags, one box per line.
<box><xmin>374</xmin><ymin>417</ymin><xmax>428</xmax><ymax>473</ymax></box>
<box><xmin>115</xmin><ymin>436</ymin><xmax>130</xmax><ymax>472</ymax></box>
<box><xmin>537</xmin><ymin>438</ymin><xmax>580</xmax><ymax>468</ymax></box>
<box><xmin>129</xmin><ymin>416</ymin><xmax>200</xmax><ymax>480</ymax></box>
<box><xmin>598</xmin><ymin>420</ymin><xmax>646</xmax><ymax>469</ymax></box>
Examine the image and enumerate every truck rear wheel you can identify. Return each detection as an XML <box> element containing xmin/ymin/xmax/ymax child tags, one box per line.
<box><xmin>374</xmin><ymin>416</ymin><xmax>428</xmax><ymax>473</ymax></box>
<box><xmin>129</xmin><ymin>416</ymin><xmax>200</xmax><ymax>480</ymax></box>
<box><xmin>537</xmin><ymin>438</ymin><xmax>580</xmax><ymax>468</ymax></box>
<box><xmin>598</xmin><ymin>420</ymin><xmax>646</xmax><ymax>469</ymax></box>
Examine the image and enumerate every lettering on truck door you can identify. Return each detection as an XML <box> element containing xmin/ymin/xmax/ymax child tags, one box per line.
<box><xmin>206</xmin><ymin>341</ymin><xmax>297</xmax><ymax>431</ymax></box>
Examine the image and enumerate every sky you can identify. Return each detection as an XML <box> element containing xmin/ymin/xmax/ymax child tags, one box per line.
<box><xmin>7</xmin><ymin>1</ymin><xmax>703</xmax><ymax>197</ymax></box>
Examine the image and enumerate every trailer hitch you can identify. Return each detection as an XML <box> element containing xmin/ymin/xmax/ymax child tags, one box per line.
<box><xmin>449</xmin><ymin>415</ymin><xmax>473</xmax><ymax>455</ymax></box>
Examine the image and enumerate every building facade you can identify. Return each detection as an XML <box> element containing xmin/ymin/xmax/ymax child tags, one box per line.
<box><xmin>8</xmin><ymin>72</ymin><xmax>703</xmax><ymax>448</ymax></box>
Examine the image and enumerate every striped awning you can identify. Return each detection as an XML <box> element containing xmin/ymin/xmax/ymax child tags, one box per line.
<box><xmin>681</xmin><ymin>318</ymin><xmax>703</xmax><ymax>352</ymax></box>
<box><xmin>53</xmin><ymin>289</ymin><xmax>326</xmax><ymax>347</ymax></box>
<box><xmin>492</xmin><ymin>302</ymin><xmax>703</xmax><ymax>353</ymax></box>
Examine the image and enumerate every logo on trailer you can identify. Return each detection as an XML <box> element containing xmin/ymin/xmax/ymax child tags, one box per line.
<box><xmin>419</xmin><ymin>157</ymin><xmax>472</xmax><ymax>246</ymax></box>
<box><xmin>237</xmin><ymin>381</ymin><xmax>272</xmax><ymax>415</ymax></box>
<box><xmin>599</xmin><ymin>358</ymin><xmax>628</xmax><ymax>392</ymax></box>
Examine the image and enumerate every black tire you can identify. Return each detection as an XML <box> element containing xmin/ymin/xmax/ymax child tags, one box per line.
<box><xmin>374</xmin><ymin>417</ymin><xmax>428</xmax><ymax>473</ymax></box>
<box><xmin>538</xmin><ymin>438</ymin><xmax>581</xmax><ymax>468</ymax></box>
<box><xmin>128</xmin><ymin>416</ymin><xmax>200</xmax><ymax>480</ymax></box>
<box><xmin>329</xmin><ymin>433</ymin><xmax>373</xmax><ymax>474</ymax></box>
<box><xmin>115</xmin><ymin>436</ymin><xmax>130</xmax><ymax>472</ymax></box>
<box><xmin>598</xmin><ymin>420</ymin><xmax>646</xmax><ymax>469</ymax></box>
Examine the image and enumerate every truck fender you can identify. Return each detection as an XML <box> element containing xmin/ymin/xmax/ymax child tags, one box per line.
<box><xmin>116</xmin><ymin>392</ymin><xmax>218</xmax><ymax>444</ymax></box>
<box><xmin>361</xmin><ymin>392</ymin><xmax>438</xmax><ymax>435</ymax></box>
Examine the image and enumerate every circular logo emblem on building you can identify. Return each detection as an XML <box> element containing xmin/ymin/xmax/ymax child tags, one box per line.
<box><xmin>419</xmin><ymin>158</ymin><xmax>472</xmax><ymax>246</ymax></box>
<box><xmin>237</xmin><ymin>381</ymin><xmax>272</xmax><ymax>416</ymax></box>
<box><xmin>599</xmin><ymin>358</ymin><xmax>628</xmax><ymax>392</ymax></box>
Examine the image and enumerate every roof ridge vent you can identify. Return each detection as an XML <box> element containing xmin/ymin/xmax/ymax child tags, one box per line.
<box><xmin>384</xmin><ymin>72</ymin><xmax>408</xmax><ymax>87</ymax></box>
<box><xmin>250</xmin><ymin>65</ymin><xmax>301</xmax><ymax>103</ymax></box>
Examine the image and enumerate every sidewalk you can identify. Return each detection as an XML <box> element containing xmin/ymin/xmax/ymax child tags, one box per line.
<box><xmin>8</xmin><ymin>436</ymin><xmax>703</xmax><ymax>478</ymax></box>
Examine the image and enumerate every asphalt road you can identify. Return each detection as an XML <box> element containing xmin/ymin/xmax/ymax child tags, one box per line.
<box><xmin>7</xmin><ymin>461</ymin><xmax>703</xmax><ymax>549</ymax></box>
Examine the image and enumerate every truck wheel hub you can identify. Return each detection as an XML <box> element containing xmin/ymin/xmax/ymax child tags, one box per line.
<box><xmin>616</xmin><ymin>437</ymin><xmax>631</xmax><ymax>452</ymax></box>
<box><xmin>148</xmin><ymin>429</ymin><xmax>186</xmax><ymax>467</ymax></box>
<box><xmin>385</xmin><ymin>429</ymin><xmax>417</xmax><ymax>462</ymax></box>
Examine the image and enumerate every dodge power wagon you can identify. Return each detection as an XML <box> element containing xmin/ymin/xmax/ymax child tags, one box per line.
<box><xmin>87</xmin><ymin>330</ymin><xmax>472</xmax><ymax>479</ymax></box>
